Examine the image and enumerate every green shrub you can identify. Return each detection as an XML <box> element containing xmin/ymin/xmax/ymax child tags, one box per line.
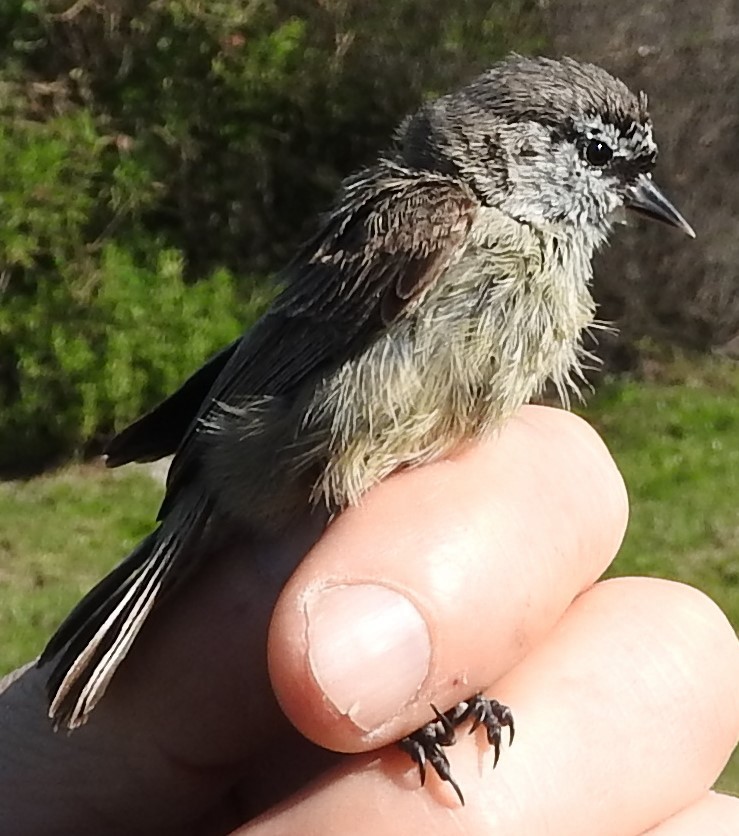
<box><xmin>5</xmin><ymin>0</ymin><xmax>543</xmax><ymax>275</ymax></box>
<box><xmin>0</xmin><ymin>244</ymin><xmax>269</xmax><ymax>472</ymax></box>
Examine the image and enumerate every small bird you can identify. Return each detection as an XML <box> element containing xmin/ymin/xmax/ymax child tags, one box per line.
<box><xmin>38</xmin><ymin>55</ymin><xmax>693</xmax><ymax>802</ymax></box>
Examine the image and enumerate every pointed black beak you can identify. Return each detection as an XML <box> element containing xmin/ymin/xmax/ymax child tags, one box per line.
<box><xmin>625</xmin><ymin>174</ymin><xmax>695</xmax><ymax>238</ymax></box>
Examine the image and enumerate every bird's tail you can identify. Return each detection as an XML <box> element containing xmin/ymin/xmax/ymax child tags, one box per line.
<box><xmin>37</xmin><ymin>490</ymin><xmax>210</xmax><ymax>729</ymax></box>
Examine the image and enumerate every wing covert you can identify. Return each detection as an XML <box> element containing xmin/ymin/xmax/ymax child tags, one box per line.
<box><xmin>157</xmin><ymin>163</ymin><xmax>478</xmax><ymax>515</ymax></box>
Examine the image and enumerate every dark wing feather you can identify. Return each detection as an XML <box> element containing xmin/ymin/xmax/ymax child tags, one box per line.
<box><xmin>104</xmin><ymin>339</ymin><xmax>241</xmax><ymax>467</ymax></box>
<box><xmin>277</xmin><ymin>166</ymin><xmax>475</xmax><ymax>327</ymax></box>
<box><xmin>165</xmin><ymin>164</ymin><xmax>476</xmax><ymax>516</ymax></box>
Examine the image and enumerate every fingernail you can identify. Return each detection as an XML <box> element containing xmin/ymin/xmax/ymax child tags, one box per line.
<box><xmin>305</xmin><ymin>584</ymin><xmax>431</xmax><ymax>732</ymax></box>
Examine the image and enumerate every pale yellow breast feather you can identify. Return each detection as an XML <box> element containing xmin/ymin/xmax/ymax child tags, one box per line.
<box><xmin>309</xmin><ymin>208</ymin><xmax>597</xmax><ymax>507</ymax></box>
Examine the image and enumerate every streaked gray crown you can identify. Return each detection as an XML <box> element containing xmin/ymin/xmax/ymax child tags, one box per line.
<box><xmin>398</xmin><ymin>55</ymin><xmax>658</xmax><ymax>240</ymax></box>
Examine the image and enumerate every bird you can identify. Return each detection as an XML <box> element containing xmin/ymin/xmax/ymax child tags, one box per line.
<box><xmin>37</xmin><ymin>54</ymin><xmax>694</xmax><ymax>803</ymax></box>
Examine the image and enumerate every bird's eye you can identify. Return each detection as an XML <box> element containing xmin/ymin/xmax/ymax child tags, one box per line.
<box><xmin>584</xmin><ymin>138</ymin><xmax>613</xmax><ymax>166</ymax></box>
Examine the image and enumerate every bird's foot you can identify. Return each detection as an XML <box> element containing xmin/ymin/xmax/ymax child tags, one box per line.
<box><xmin>399</xmin><ymin>694</ymin><xmax>514</xmax><ymax>805</ymax></box>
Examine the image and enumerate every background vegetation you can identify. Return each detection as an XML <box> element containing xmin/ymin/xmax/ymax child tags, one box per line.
<box><xmin>0</xmin><ymin>0</ymin><xmax>542</xmax><ymax>472</ymax></box>
<box><xmin>0</xmin><ymin>0</ymin><xmax>736</xmax><ymax>793</ymax></box>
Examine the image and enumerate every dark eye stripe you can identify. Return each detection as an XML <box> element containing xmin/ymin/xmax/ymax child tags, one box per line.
<box><xmin>611</xmin><ymin>149</ymin><xmax>658</xmax><ymax>178</ymax></box>
<box><xmin>542</xmin><ymin>113</ymin><xmax>658</xmax><ymax>180</ymax></box>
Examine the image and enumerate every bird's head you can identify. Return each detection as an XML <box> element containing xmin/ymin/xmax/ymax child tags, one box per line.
<box><xmin>399</xmin><ymin>55</ymin><xmax>694</xmax><ymax>245</ymax></box>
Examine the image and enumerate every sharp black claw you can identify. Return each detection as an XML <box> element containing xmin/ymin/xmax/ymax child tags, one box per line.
<box><xmin>464</xmin><ymin>694</ymin><xmax>515</xmax><ymax>771</ymax></box>
<box><xmin>431</xmin><ymin>703</ymin><xmax>456</xmax><ymax>746</ymax></box>
<box><xmin>448</xmin><ymin>775</ymin><xmax>465</xmax><ymax>806</ymax></box>
<box><xmin>398</xmin><ymin>694</ymin><xmax>515</xmax><ymax>804</ymax></box>
<box><xmin>399</xmin><ymin>736</ymin><xmax>427</xmax><ymax>785</ymax></box>
<box><xmin>417</xmin><ymin>747</ymin><xmax>428</xmax><ymax>787</ymax></box>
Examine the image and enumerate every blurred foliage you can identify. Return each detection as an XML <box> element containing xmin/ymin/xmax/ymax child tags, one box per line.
<box><xmin>0</xmin><ymin>245</ymin><xmax>267</xmax><ymax>471</ymax></box>
<box><xmin>0</xmin><ymin>0</ymin><xmax>544</xmax><ymax>472</ymax></box>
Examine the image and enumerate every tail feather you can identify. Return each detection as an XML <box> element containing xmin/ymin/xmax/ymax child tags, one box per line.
<box><xmin>50</xmin><ymin>543</ymin><xmax>174</xmax><ymax>727</ymax></box>
<box><xmin>76</xmin><ymin>561</ymin><xmax>167</xmax><ymax>710</ymax></box>
<box><xmin>38</xmin><ymin>490</ymin><xmax>211</xmax><ymax>729</ymax></box>
<box><xmin>43</xmin><ymin>553</ymin><xmax>152</xmax><ymax>720</ymax></box>
<box><xmin>38</xmin><ymin>534</ymin><xmax>156</xmax><ymax>669</ymax></box>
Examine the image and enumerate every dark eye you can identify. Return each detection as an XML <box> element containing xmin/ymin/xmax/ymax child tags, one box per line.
<box><xmin>585</xmin><ymin>138</ymin><xmax>613</xmax><ymax>166</ymax></box>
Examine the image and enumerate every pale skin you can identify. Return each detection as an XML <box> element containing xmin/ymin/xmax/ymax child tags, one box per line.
<box><xmin>1</xmin><ymin>406</ymin><xmax>737</xmax><ymax>835</ymax></box>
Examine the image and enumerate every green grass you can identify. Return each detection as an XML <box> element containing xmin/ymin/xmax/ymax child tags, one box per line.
<box><xmin>0</xmin><ymin>355</ymin><xmax>736</xmax><ymax>793</ymax></box>
<box><xmin>579</xmin><ymin>355</ymin><xmax>739</xmax><ymax>793</ymax></box>
<box><xmin>0</xmin><ymin>464</ymin><xmax>161</xmax><ymax>672</ymax></box>
<box><xmin>581</xmin><ymin>359</ymin><xmax>738</xmax><ymax>616</ymax></box>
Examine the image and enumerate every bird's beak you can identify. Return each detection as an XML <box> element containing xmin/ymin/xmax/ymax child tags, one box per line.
<box><xmin>625</xmin><ymin>174</ymin><xmax>695</xmax><ymax>238</ymax></box>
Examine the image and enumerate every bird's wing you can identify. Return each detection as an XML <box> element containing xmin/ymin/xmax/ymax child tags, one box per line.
<box><xmin>106</xmin><ymin>168</ymin><xmax>475</xmax><ymax>472</ymax></box>
<box><xmin>138</xmin><ymin>165</ymin><xmax>476</xmax><ymax>517</ymax></box>
<box><xmin>272</xmin><ymin>165</ymin><xmax>477</xmax><ymax>331</ymax></box>
<box><xmin>104</xmin><ymin>339</ymin><xmax>240</xmax><ymax>466</ymax></box>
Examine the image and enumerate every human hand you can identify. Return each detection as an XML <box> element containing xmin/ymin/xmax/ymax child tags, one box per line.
<box><xmin>1</xmin><ymin>406</ymin><xmax>737</xmax><ymax>835</ymax></box>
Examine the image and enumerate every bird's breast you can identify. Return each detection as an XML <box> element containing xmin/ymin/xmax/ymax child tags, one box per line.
<box><xmin>304</xmin><ymin>213</ymin><xmax>596</xmax><ymax>508</ymax></box>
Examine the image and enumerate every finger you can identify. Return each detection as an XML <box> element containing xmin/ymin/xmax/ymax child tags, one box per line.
<box><xmin>641</xmin><ymin>793</ymin><xmax>739</xmax><ymax>835</ymax></box>
<box><xmin>242</xmin><ymin>578</ymin><xmax>739</xmax><ymax>836</ymax></box>
<box><xmin>269</xmin><ymin>405</ymin><xmax>629</xmax><ymax>752</ymax></box>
